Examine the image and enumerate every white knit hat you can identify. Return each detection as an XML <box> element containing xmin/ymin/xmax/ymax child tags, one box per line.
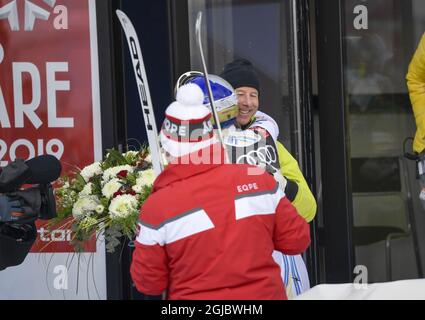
<box><xmin>160</xmin><ymin>83</ymin><xmax>217</xmax><ymax>158</ymax></box>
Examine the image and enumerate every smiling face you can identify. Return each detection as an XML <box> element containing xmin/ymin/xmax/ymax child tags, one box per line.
<box><xmin>235</xmin><ymin>87</ymin><xmax>259</xmax><ymax>126</ymax></box>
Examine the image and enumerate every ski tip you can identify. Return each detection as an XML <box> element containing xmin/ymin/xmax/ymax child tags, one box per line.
<box><xmin>116</xmin><ymin>9</ymin><xmax>132</xmax><ymax>28</ymax></box>
<box><xmin>195</xmin><ymin>11</ymin><xmax>202</xmax><ymax>35</ymax></box>
<box><xmin>196</xmin><ymin>11</ymin><xmax>202</xmax><ymax>25</ymax></box>
<box><xmin>116</xmin><ymin>9</ymin><xmax>126</xmax><ymax>19</ymax></box>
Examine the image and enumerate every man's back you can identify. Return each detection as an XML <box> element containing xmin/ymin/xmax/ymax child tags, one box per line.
<box><xmin>131</xmin><ymin>161</ymin><xmax>310</xmax><ymax>300</ymax></box>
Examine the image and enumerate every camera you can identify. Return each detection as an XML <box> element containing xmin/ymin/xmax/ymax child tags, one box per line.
<box><xmin>0</xmin><ymin>155</ymin><xmax>62</xmax><ymax>270</ymax></box>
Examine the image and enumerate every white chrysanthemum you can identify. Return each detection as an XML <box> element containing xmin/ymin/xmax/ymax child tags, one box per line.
<box><xmin>102</xmin><ymin>165</ymin><xmax>134</xmax><ymax>183</ymax></box>
<box><xmin>132</xmin><ymin>184</ymin><xmax>143</xmax><ymax>193</ymax></box>
<box><xmin>95</xmin><ymin>205</ymin><xmax>105</xmax><ymax>214</ymax></box>
<box><xmin>80</xmin><ymin>182</ymin><xmax>93</xmax><ymax>196</ymax></box>
<box><xmin>102</xmin><ymin>178</ymin><xmax>122</xmax><ymax>199</ymax></box>
<box><xmin>108</xmin><ymin>194</ymin><xmax>139</xmax><ymax>219</ymax></box>
<box><xmin>80</xmin><ymin>162</ymin><xmax>102</xmax><ymax>182</ymax></box>
<box><xmin>132</xmin><ymin>169</ymin><xmax>155</xmax><ymax>193</ymax></box>
<box><xmin>138</xmin><ymin>169</ymin><xmax>156</xmax><ymax>185</ymax></box>
<box><xmin>72</xmin><ymin>196</ymin><xmax>100</xmax><ymax>220</ymax></box>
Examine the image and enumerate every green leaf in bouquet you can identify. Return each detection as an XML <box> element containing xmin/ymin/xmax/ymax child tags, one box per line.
<box><xmin>126</xmin><ymin>172</ymin><xmax>137</xmax><ymax>186</ymax></box>
<box><xmin>139</xmin><ymin>185</ymin><xmax>153</xmax><ymax>204</ymax></box>
<box><xmin>74</xmin><ymin>173</ymin><xmax>87</xmax><ymax>191</ymax></box>
<box><xmin>50</xmin><ymin>207</ymin><xmax>73</xmax><ymax>226</ymax></box>
<box><xmin>105</xmin><ymin>224</ymin><xmax>122</xmax><ymax>238</ymax></box>
<box><xmin>90</xmin><ymin>174</ymin><xmax>103</xmax><ymax>195</ymax></box>
<box><xmin>110</xmin><ymin>212</ymin><xmax>139</xmax><ymax>239</ymax></box>
<box><xmin>100</xmin><ymin>197</ymin><xmax>110</xmax><ymax>210</ymax></box>
<box><xmin>103</xmin><ymin>148</ymin><xmax>128</xmax><ymax>169</ymax></box>
<box><xmin>79</xmin><ymin>216</ymin><xmax>100</xmax><ymax>232</ymax></box>
<box><xmin>123</xmin><ymin>151</ymin><xmax>139</xmax><ymax>165</ymax></box>
<box><xmin>104</xmin><ymin>225</ymin><xmax>123</xmax><ymax>253</ymax></box>
<box><xmin>70</xmin><ymin>226</ymin><xmax>96</xmax><ymax>253</ymax></box>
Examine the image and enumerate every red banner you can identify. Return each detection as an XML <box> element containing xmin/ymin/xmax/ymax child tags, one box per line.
<box><xmin>0</xmin><ymin>0</ymin><xmax>100</xmax><ymax>252</ymax></box>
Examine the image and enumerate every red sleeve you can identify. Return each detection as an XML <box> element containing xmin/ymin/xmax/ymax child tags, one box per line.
<box><xmin>274</xmin><ymin>196</ymin><xmax>311</xmax><ymax>255</ymax></box>
<box><xmin>130</xmin><ymin>241</ymin><xmax>168</xmax><ymax>296</ymax></box>
<box><xmin>130</xmin><ymin>195</ymin><xmax>170</xmax><ymax>295</ymax></box>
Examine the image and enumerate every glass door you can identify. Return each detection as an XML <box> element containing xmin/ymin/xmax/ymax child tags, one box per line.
<box><xmin>184</xmin><ymin>0</ymin><xmax>318</xmax><ymax>281</ymax></box>
<box><xmin>343</xmin><ymin>0</ymin><xmax>425</xmax><ymax>282</ymax></box>
<box><xmin>315</xmin><ymin>0</ymin><xmax>425</xmax><ymax>283</ymax></box>
<box><xmin>186</xmin><ymin>0</ymin><xmax>302</xmax><ymax>156</ymax></box>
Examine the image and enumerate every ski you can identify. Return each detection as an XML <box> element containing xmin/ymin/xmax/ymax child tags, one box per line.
<box><xmin>195</xmin><ymin>12</ymin><xmax>227</xmax><ymax>156</ymax></box>
<box><xmin>116</xmin><ymin>10</ymin><xmax>164</xmax><ymax>176</ymax></box>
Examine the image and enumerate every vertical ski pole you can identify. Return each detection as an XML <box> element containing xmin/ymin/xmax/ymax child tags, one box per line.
<box><xmin>195</xmin><ymin>12</ymin><xmax>229</xmax><ymax>161</ymax></box>
<box><xmin>116</xmin><ymin>10</ymin><xmax>164</xmax><ymax>176</ymax></box>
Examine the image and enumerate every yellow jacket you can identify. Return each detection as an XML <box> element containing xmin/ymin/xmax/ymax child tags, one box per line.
<box><xmin>407</xmin><ymin>33</ymin><xmax>425</xmax><ymax>154</ymax></box>
<box><xmin>276</xmin><ymin>141</ymin><xmax>317</xmax><ymax>222</ymax></box>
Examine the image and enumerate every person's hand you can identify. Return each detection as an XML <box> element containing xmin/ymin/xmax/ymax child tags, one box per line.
<box><xmin>273</xmin><ymin>170</ymin><xmax>288</xmax><ymax>192</ymax></box>
<box><xmin>0</xmin><ymin>194</ymin><xmax>36</xmax><ymax>224</ymax></box>
<box><xmin>0</xmin><ymin>194</ymin><xmax>24</xmax><ymax>222</ymax></box>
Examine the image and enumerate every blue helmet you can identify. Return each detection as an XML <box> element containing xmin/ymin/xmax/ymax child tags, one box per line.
<box><xmin>175</xmin><ymin>71</ymin><xmax>238</xmax><ymax>128</ymax></box>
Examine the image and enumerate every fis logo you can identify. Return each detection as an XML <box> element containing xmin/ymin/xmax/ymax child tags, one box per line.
<box><xmin>0</xmin><ymin>0</ymin><xmax>68</xmax><ymax>31</ymax></box>
<box><xmin>224</xmin><ymin>131</ymin><xmax>261</xmax><ymax>147</ymax></box>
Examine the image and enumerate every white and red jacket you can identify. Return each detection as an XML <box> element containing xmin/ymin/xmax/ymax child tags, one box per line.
<box><xmin>130</xmin><ymin>147</ymin><xmax>310</xmax><ymax>300</ymax></box>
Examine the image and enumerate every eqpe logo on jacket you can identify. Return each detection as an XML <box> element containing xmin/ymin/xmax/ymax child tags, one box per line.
<box><xmin>0</xmin><ymin>0</ymin><xmax>68</xmax><ymax>31</ymax></box>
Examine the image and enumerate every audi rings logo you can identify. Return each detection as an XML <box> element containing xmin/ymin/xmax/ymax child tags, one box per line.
<box><xmin>237</xmin><ymin>145</ymin><xmax>278</xmax><ymax>168</ymax></box>
<box><xmin>0</xmin><ymin>0</ymin><xmax>68</xmax><ymax>31</ymax></box>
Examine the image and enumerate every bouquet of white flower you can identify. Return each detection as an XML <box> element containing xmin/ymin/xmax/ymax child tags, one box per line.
<box><xmin>54</xmin><ymin>147</ymin><xmax>155</xmax><ymax>253</ymax></box>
